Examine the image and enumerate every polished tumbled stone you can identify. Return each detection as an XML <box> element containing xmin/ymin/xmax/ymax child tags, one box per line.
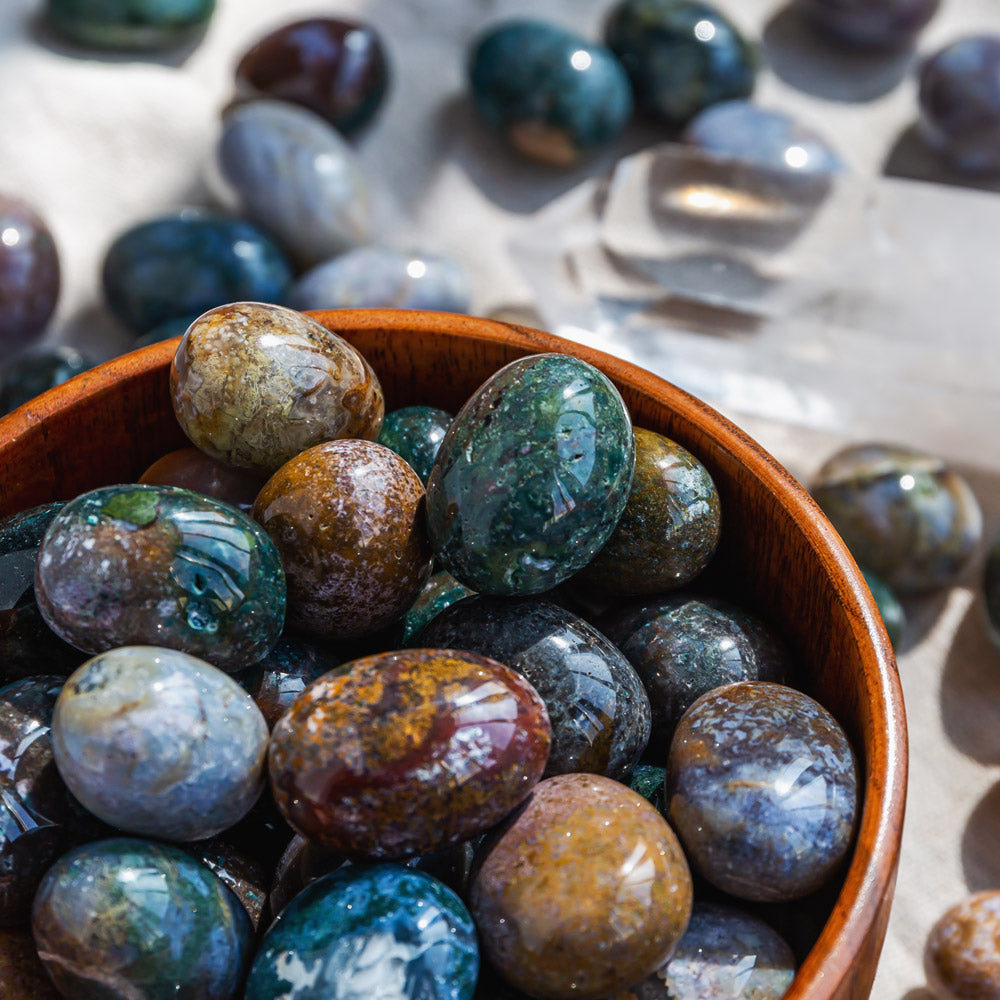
<box><xmin>797</xmin><ymin>0</ymin><xmax>939</xmax><ymax>49</ymax></box>
<box><xmin>45</xmin><ymin>0</ymin><xmax>215</xmax><ymax>50</ymax></box>
<box><xmin>925</xmin><ymin>891</ymin><xmax>1000</xmax><ymax>1000</ymax></box>
<box><xmin>377</xmin><ymin>404</ymin><xmax>455</xmax><ymax>484</ymax></box>
<box><xmin>0</xmin><ymin>346</ymin><xmax>93</xmax><ymax>414</ymax></box>
<box><xmin>398</xmin><ymin>570</ymin><xmax>474</xmax><ymax>642</ymax></box>
<box><xmin>862</xmin><ymin>567</ymin><xmax>906</xmax><ymax>649</ymax></box>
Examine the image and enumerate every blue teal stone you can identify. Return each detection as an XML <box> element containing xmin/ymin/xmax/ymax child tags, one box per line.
<box><xmin>861</xmin><ymin>567</ymin><xmax>905</xmax><ymax>649</ymax></box>
<box><xmin>426</xmin><ymin>353</ymin><xmax>635</xmax><ymax>595</ymax></box>
<box><xmin>604</xmin><ymin>0</ymin><xmax>757</xmax><ymax>127</ymax></box>
<box><xmin>377</xmin><ymin>405</ymin><xmax>454</xmax><ymax>485</ymax></box>
<box><xmin>985</xmin><ymin>533</ymin><xmax>1000</xmax><ymax>651</ymax></box>
<box><xmin>45</xmin><ymin>0</ymin><xmax>215</xmax><ymax>50</ymax></box>
<box><xmin>102</xmin><ymin>211</ymin><xmax>293</xmax><ymax>334</ymax></box>
<box><xmin>0</xmin><ymin>346</ymin><xmax>93</xmax><ymax>414</ymax></box>
<box><xmin>797</xmin><ymin>0</ymin><xmax>939</xmax><ymax>49</ymax></box>
<box><xmin>32</xmin><ymin>837</ymin><xmax>253</xmax><ymax>1000</ymax></box>
<box><xmin>667</xmin><ymin>681</ymin><xmax>858</xmax><ymax>901</ymax></box>
<box><xmin>245</xmin><ymin>863</ymin><xmax>479</xmax><ymax>1000</ymax></box>
<box><xmin>628</xmin><ymin>762</ymin><xmax>667</xmax><ymax>814</ymax></box>
<box><xmin>399</xmin><ymin>570</ymin><xmax>474</xmax><ymax>643</ymax></box>
<box><xmin>468</xmin><ymin>20</ymin><xmax>633</xmax><ymax>165</ymax></box>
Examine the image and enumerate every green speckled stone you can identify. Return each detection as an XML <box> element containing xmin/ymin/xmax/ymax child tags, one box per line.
<box><xmin>46</xmin><ymin>0</ymin><xmax>215</xmax><ymax>51</ymax></box>
<box><xmin>399</xmin><ymin>571</ymin><xmax>475</xmax><ymax>643</ymax></box>
<box><xmin>629</xmin><ymin>762</ymin><xmax>667</xmax><ymax>814</ymax></box>
<box><xmin>426</xmin><ymin>353</ymin><xmax>635</xmax><ymax>595</ymax></box>
<box><xmin>861</xmin><ymin>567</ymin><xmax>905</xmax><ymax>649</ymax></box>
<box><xmin>378</xmin><ymin>405</ymin><xmax>453</xmax><ymax>484</ymax></box>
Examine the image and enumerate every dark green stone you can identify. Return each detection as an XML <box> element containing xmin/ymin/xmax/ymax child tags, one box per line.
<box><xmin>861</xmin><ymin>567</ymin><xmax>905</xmax><ymax>649</ymax></box>
<box><xmin>46</xmin><ymin>0</ymin><xmax>216</xmax><ymax>51</ymax></box>
<box><xmin>0</xmin><ymin>346</ymin><xmax>93</xmax><ymax>414</ymax></box>
<box><xmin>399</xmin><ymin>571</ymin><xmax>474</xmax><ymax>642</ymax></box>
<box><xmin>377</xmin><ymin>405</ymin><xmax>453</xmax><ymax>484</ymax></box>
<box><xmin>629</xmin><ymin>762</ymin><xmax>667</xmax><ymax>814</ymax></box>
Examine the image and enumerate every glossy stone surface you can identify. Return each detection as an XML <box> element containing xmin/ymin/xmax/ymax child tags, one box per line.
<box><xmin>0</xmin><ymin>345</ymin><xmax>93</xmax><ymax>414</ymax></box>
<box><xmin>862</xmin><ymin>567</ymin><xmax>906</xmax><ymax>649</ymax></box>
<box><xmin>574</xmin><ymin>427</ymin><xmax>720</xmax><ymax>595</ymax></box>
<box><xmin>925</xmin><ymin>891</ymin><xmax>1000</xmax><ymax>1000</ymax></box>
<box><xmin>0</xmin><ymin>928</ymin><xmax>62</xmax><ymax>999</ymax></box>
<box><xmin>52</xmin><ymin>646</ymin><xmax>269</xmax><ymax>841</ymax></box>
<box><xmin>0</xmin><ymin>502</ymin><xmax>64</xmax><ymax>611</ymax></box>
<box><xmin>629</xmin><ymin>762</ymin><xmax>667</xmax><ymax>814</ymax></box>
<box><xmin>601</xmin><ymin>595</ymin><xmax>789</xmax><ymax>756</ymax></box>
<box><xmin>102</xmin><ymin>211</ymin><xmax>292</xmax><ymax>334</ymax></box>
<box><xmin>138</xmin><ymin>446</ymin><xmax>267</xmax><ymax>512</ymax></box>
<box><xmin>377</xmin><ymin>404</ymin><xmax>455</xmax><ymax>485</ymax></box>
<box><xmin>667</xmin><ymin>681</ymin><xmax>858</xmax><ymax>902</ymax></box>
<box><xmin>416</xmin><ymin>596</ymin><xmax>651</xmax><ymax>780</ymax></box>
<box><xmin>0</xmin><ymin>194</ymin><xmax>59</xmax><ymax>355</ymax></box>
<box><xmin>985</xmin><ymin>534</ymin><xmax>1000</xmax><ymax>651</ymax></box>
<box><xmin>269</xmin><ymin>648</ymin><xmax>551</xmax><ymax>859</ymax></box>
<box><xmin>471</xmin><ymin>772</ymin><xmax>692</xmax><ymax>1000</ymax></box>
<box><xmin>171</xmin><ymin>301</ymin><xmax>383</xmax><ymax>475</ymax></box>
<box><xmin>33</xmin><ymin>837</ymin><xmax>253</xmax><ymax>999</ymax></box>
<box><xmin>604</xmin><ymin>0</ymin><xmax>757</xmax><ymax>127</ymax></box>
<box><xmin>45</xmin><ymin>0</ymin><xmax>215</xmax><ymax>50</ymax></box>
<box><xmin>236</xmin><ymin>17</ymin><xmax>389</xmax><ymax>135</ymax></box>
<box><xmin>35</xmin><ymin>484</ymin><xmax>286</xmax><ymax>671</ymax></box>
<box><xmin>427</xmin><ymin>353</ymin><xmax>635</xmax><ymax>595</ymax></box>
<box><xmin>217</xmin><ymin>101</ymin><xmax>371</xmax><ymax>266</ymax></box>
<box><xmin>468</xmin><ymin>20</ymin><xmax>633</xmax><ymax>166</ymax></box>
<box><xmin>399</xmin><ymin>570</ymin><xmax>474</xmax><ymax>643</ymax></box>
<box><xmin>246</xmin><ymin>863</ymin><xmax>479</xmax><ymax>1000</ymax></box>
<box><xmin>797</xmin><ymin>0</ymin><xmax>939</xmax><ymax>49</ymax></box>
<box><xmin>186</xmin><ymin>839</ymin><xmax>269</xmax><ymax>930</ymax></box>
<box><xmin>682</xmin><ymin>100</ymin><xmax>844</xmax><ymax>174</ymax></box>
<box><xmin>919</xmin><ymin>37</ymin><xmax>1000</xmax><ymax>173</ymax></box>
<box><xmin>291</xmin><ymin>245</ymin><xmax>471</xmax><ymax>314</ymax></box>
<box><xmin>811</xmin><ymin>443</ymin><xmax>982</xmax><ymax>593</ymax></box>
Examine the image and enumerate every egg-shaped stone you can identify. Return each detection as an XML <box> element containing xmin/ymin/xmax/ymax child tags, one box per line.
<box><xmin>268</xmin><ymin>648</ymin><xmax>551</xmax><ymax>859</ymax></box>
<box><xmin>52</xmin><ymin>646</ymin><xmax>269</xmax><ymax>841</ymax></box>
<box><xmin>925</xmin><ymin>891</ymin><xmax>1000</xmax><ymax>1000</ymax></box>
<box><xmin>797</xmin><ymin>0</ymin><xmax>939</xmax><ymax>49</ymax></box>
<box><xmin>138</xmin><ymin>446</ymin><xmax>267</xmax><ymax>512</ymax></box>
<box><xmin>377</xmin><ymin>404</ymin><xmax>454</xmax><ymax>484</ymax></box>
<box><xmin>170</xmin><ymin>302</ymin><xmax>384</xmax><ymax>475</ymax></box>
<box><xmin>426</xmin><ymin>353</ymin><xmax>635</xmax><ymax>595</ymax></box>
<box><xmin>45</xmin><ymin>0</ymin><xmax>215</xmax><ymax>50</ymax></box>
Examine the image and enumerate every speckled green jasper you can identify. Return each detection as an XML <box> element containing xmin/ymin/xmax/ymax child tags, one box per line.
<box><xmin>426</xmin><ymin>353</ymin><xmax>635</xmax><ymax>595</ymax></box>
<box><xmin>45</xmin><ymin>0</ymin><xmax>215</xmax><ymax>51</ymax></box>
<box><xmin>170</xmin><ymin>302</ymin><xmax>384</xmax><ymax>475</ymax></box>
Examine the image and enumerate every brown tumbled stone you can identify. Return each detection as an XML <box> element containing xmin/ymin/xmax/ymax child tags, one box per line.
<box><xmin>926</xmin><ymin>892</ymin><xmax>1000</xmax><ymax>1000</ymax></box>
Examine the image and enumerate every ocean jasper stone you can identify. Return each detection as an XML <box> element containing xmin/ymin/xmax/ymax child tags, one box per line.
<box><xmin>268</xmin><ymin>649</ymin><xmax>551</xmax><ymax>859</ymax></box>
<box><xmin>797</xmin><ymin>0</ymin><xmax>939</xmax><ymax>49</ymax></box>
<box><xmin>52</xmin><ymin>646</ymin><xmax>269</xmax><ymax>841</ymax></box>
<box><xmin>102</xmin><ymin>211</ymin><xmax>292</xmax><ymax>334</ymax></box>
<box><xmin>291</xmin><ymin>246</ymin><xmax>471</xmax><ymax>313</ymax></box>
<box><xmin>471</xmin><ymin>772</ymin><xmax>692</xmax><ymax>1000</ymax></box>
<box><xmin>415</xmin><ymin>596</ymin><xmax>651</xmax><ymax>780</ymax></box>
<box><xmin>378</xmin><ymin>404</ymin><xmax>454</xmax><ymax>484</ymax></box>
<box><xmin>426</xmin><ymin>353</ymin><xmax>635</xmax><ymax>595</ymax></box>
<box><xmin>574</xmin><ymin>427</ymin><xmax>720</xmax><ymax>595</ymax></box>
<box><xmin>32</xmin><ymin>837</ymin><xmax>253</xmax><ymax>1000</ymax></box>
<box><xmin>811</xmin><ymin>443</ymin><xmax>982</xmax><ymax>593</ymax></box>
<box><xmin>399</xmin><ymin>571</ymin><xmax>474</xmax><ymax>643</ymax></box>
<box><xmin>0</xmin><ymin>194</ymin><xmax>59</xmax><ymax>355</ymax></box>
<box><xmin>667</xmin><ymin>681</ymin><xmax>858</xmax><ymax>901</ymax></box>
<box><xmin>862</xmin><ymin>567</ymin><xmax>906</xmax><ymax>649</ymax></box>
<box><xmin>468</xmin><ymin>20</ymin><xmax>633</xmax><ymax>166</ymax></box>
<box><xmin>138</xmin><ymin>446</ymin><xmax>267</xmax><ymax>512</ymax></box>
<box><xmin>604</xmin><ymin>0</ymin><xmax>757</xmax><ymax>127</ymax></box>
<box><xmin>235</xmin><ymin>17</ymin><xmax>389</xmax><ymax>135</ymax></box>
<box><xmin>217</xmin><ymin>101</ymin><xmax>371</xmax><ymax>266</ymax></box>
<box><xmin>246</xmin><ymin>864</ymin><xmax>478</xmax><ymax>1000</ymax></box>
<box><xmin>925</xmin><ymin>891</ymin><xmax>1000</xmax><ymax>1000</ymax></box>
<box><xmin>171</xmin><ymin>302</ymin><xmax>383</xmax><ymax>475</ymax></box>
<box><xmin>0</xmin><ymin>346</ymin><xmax>93</xmax><ymax>414</ymax></box>
<box><xmin>35</xmin><ymin>484</ymin><xmax>286</xmax><ymax>671</ymax></box>
<box><xmin>919</xmin><ymin>37</ymin><xmax>1000</xmax><ymax>173</ymax></box>
<box><xmin>45</xmin><ymin>0</ymin><xmax>215</xmax><ymax>50</ymax></box>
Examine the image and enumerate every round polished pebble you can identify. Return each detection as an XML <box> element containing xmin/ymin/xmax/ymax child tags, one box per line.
<box><xmin>378</xmin><ymin>404</ymin><xmax>454</xmax><ymax>485</ymax></box>
<box><xmin>471</xmin><ymin>772</ymin><xmax>692</xmax><ymax>1000</ymax></box>
<box><xmin>985</xmin><ymin>534</ymin><xmax>1000</xmax><ymax>651</ymax></box>
<box><xmin>171</xmin><ymin>302</ymin><xmax>383</xmax><ymax>475</ymax></box>
<box><xmin>862</xmin><ymin>567</ymin><xmax>906</xmax><ymax>649</ymax></box>
<box><xmin>926</xmin><ymin>891</ymin><xmax>1000</xmax><ymax>1000</ymax></box>
<box><xmin>416</xmin><ymin>596</ymin><xmax>651</xmax><ymax>780</ymax></box>
<box><xmin>574</xmin><ymin>427</ymin><xmax>720</xmax><ymax>595</ymax></box>
<box><xmin>255</xmin><ymin>439</ymin><xmax>431</xmax><ymax>639</ymax></box>
<box><xmin>45</xmin><ymin>0</ymin><xmax>215</xmax><ymax>49</ymax></box>
<box><xmin>291</xmin><ymin>245</ymin><xmax>471</xmax><ymax>314</ymax></box>
<box><xmin>797</xmin><ymin>0</ymin><xmax>939</xmax><ymax>48</ymax></box>
<box><xmin>0</xmin><ymin>928</ymin><xmax>62</xmax><ymax>999</ymax></box>
<box><xmin>35</xmin><ymin>484</ymin><xmax>286</xmax><ymax>671</ymax></box>
<box><xmin>427</xmin><ymin>353</ymin><xmax>635</xmax><ymax>595</ymax></box>
<box><xmin>918</xmin><ymin>37</ymin><xmax>1000</xmax><ymax>173</ymax></box>
<box><xmin>0</xmin><ymin>194</ymin><xmax>59</xmax><ymax>355</ymax></box>
<box><xmin>811</xmin><ymin>443</ymin><xmax>982</xmax><ymax>593</ymax></box>
<box><xmin>217</xmin><ymin>101</ymin><xmax>371</xmax><ymax>266</ymax></box>
<box><xmin>246</xmin><ymin>864</ymin><xmax>479</xmax><ymax>1000</ymax></box>
<box><xmin>0</xmin><ymin>345</ymin><xmax>93</xmax><ymax>414</ymax></box>
<box><xmin>138</xmin><ymin>446</ymin><xmax>267</xmax><ymax>512</ymax></box>
<box><xmin>52</xmin><ymin>646</ymin><xmax>269</xmax><ymax>841</ymax></box>
<box><xmin>269</xmin><ymin>649</ymin><xmax>551</xmax><ymax>859</ymax></box>
<box><xmin>399</xmin><ymin>570</ymin><xmax>474</xmax><ymax>643</ymax></box>
<box><xmin>667</xmin><ymin>681</ymin><xmax>858</xmax><ymax>902</ymax></box>
<box><xmin>682</xmin><ymin>100</ymin><xmax>844</xmax><ymax>174</ymax></box>
<box><xmin>604</xmin><ymin>0</ymin><xmax>757</xmax><ymax>127</ymax></box>
<box><xmin>32</xmin><ymin>837</ymin><xmax>253</xmax><ymax>1000</ymax></box>
<box><xmin>235</xmin><ymin>17</ymin><xmax>390</xmax><ymax>135</ymax></box>
<box><xmin>468</xmin><ymin>20</ymin><xmax>633</xmax><ymax>166</ymax></box>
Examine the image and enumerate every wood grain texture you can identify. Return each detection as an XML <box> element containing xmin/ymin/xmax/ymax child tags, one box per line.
<box><xmin>0</xmin><ymin>308</ymin><xmax>906</xmax><ymax>1000</ymax></box>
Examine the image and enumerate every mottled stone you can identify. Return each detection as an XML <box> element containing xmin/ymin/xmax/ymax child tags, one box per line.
<box><xmin>138</xmin><ymin>446</ymin><xmax>267</xmax><ymax>512</ymax></box>
<box><xmin>269</xmin><ymin>649</ymin><xmax>551</xmax><ymax>859</ymax></box>
<box><xmin>811</xmin><ymin>443</ymin><xmax>982</xmax><ymax>593</ymax></box>
<box><xmin>52</xmin><ymin>646</ymin><xmax>269</xmax><ymax>841</ymax></box>
<box><xmin>171</xmin><ymin>301</ymin><xmax>384</xmax><ymax>475</ymax></box>
<box><xmin>416</xmin><ymin>596</ymin><xmax>650</xmax><ymax>780</ymax></box>
<box><xmin>377</xmin><ymin>404</ymin><xmax>455</xmax><ymax>485</ymax></box>
<box><xmin>399</xmin><ymin>570</ymin><xmax>474</xmax><ymax>643</ymax></box>
<box><xmin>926</xmin><ymin>891</ymin><xmax>1000</xmax><ymax>1000</ymax></box>
<box><xmin>35</xmin><ymin>484</ymin><xmax>286</xmax><ymax>671</ymax></box>
<box><xmin>667</xmin><ymin>681</ymin><xmax>858</xmax><ymax>902</ymax></box>
<box><xmin>45</xmin><ymin>0</ymin><xmax>215</xmax><ymax>50</ymax></box>
<box><xmin>628</xmin><ymin>762</ymin><xmax>667</xmax><ymax>814</ymax></box>
<box><xmin>574</xmin><ymin>427</ymin><xmax>720</xmax><ymax>595</ymax></box>
<box><xmin>186</xmin><ymin>839</ymin><xmax>269</xmax><ymax>930</ymax></box>
<box><xmin>471</xmin><ymin>772</ymin><xmax>692</xmax><ymax>1000</ymax></box>
<box><xmin>468</xmin><ymin>20</ymin><xmax>633</xmax><ymax>166</ymax></box>
<box><xmin>797</xmin><ymin>0</ymin><xmax>939</xmax><ymax>49</ymax></box>
<box><xmin>604</xmin><ymin>0</ymin><xmax>757</xmax><ymax>127</ymax></box>
<box><xmin>217</xmin><ymin>101</ymin><xmax>371</xmax><ymax>266</ymax></box>
<box><xmin>102</xmin><ymin>211</ymin><xmax>292</xmax><ymax>334</ymax></box>
<box><xmin>0</xmin><ymin>927</ymin><xmax>62</xmax><ymax>999</ymax></box>
<box><xmin>246</xmin><ymin>864</ymin><xmax>479</xmax><ymax>1000</ymax></box>
<box><xmin>0</xmin><ymin>194</ymin><xmax>59</xmax><ymax>355</ymax></box>
<box><xmin>861</xmin><ymin>567</ymin><xmax>906</xmax><ymax>650</ymax></box>
<box><xmin>0</xmin><ymin>345</ymin><xmax>93</xmax><ymax>414</ymax></box>
<box><xmin>235</xmin><ymin>17</ymin><xmax>389</xmax><ymax>135</ymax></box>
<box><xmin>426</xmin><ymin>353</ymin><xmax>635</xmax><ymax>595</ymax></box>
<box><xmin>33</xmin><ymin>837</ymin><xmax>253</xmax><ymax>999</ymax></box>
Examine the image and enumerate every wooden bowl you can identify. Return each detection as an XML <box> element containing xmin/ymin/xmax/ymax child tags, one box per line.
<box><xmin>0</xmin><ymin>309</ymin><xmax>905</xmax><ymax>1000</ymax></box>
